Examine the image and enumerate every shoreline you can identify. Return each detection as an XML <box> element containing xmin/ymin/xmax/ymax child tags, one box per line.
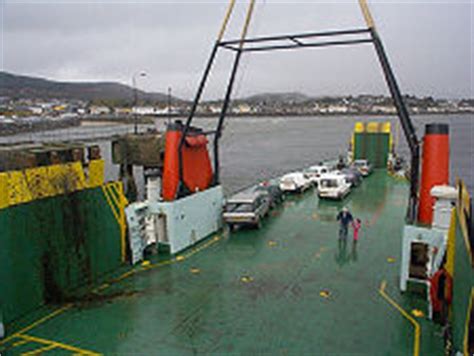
<box><xmin>80</xmin><ymin>111</ymin><xmax>473</xmax><ymax>125</ymax></box>
<box><xmin>0</xmin><ymin>112</ymin><xmax>471</xmax><ymax>139</ymax></box>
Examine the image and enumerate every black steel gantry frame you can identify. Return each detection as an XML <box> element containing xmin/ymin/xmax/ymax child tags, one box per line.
<box><xmin>177</xmin><ymin>2</ymin><xmax>420</xmax><ymax>223</ymax></box>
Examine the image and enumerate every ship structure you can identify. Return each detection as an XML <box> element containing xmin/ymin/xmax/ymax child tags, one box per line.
<box><xmin>0</xmin><ymin>1</ymin><xmax>472</xmax><ymax>355</ymax></box>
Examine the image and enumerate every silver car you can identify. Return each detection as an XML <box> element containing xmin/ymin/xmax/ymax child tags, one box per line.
<box><xmin>223</xmin><ymin>191</ymin><xmax>270</xmax><ymax>230</ymax></box>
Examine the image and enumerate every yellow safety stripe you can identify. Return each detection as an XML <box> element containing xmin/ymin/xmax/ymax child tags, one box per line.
<box><xmin>446</xmin><ymin>207</ymin><xmax>457</xmax><ymax>276</ymax></box>
<box><xmin>21</xmin><ymin>343</ymin><xmax>56</xmax><ymax>356</ymax></box>
<box><xmin>379</xmin><ymin>281</ymin><xmax>420</xmax><ymax>356</ymax></box>
<box><xmin>464</xmin><ymin>288</ymin><xmax>474</xmax><ymax>356</ymax></box>
<box><xmin>456</xmin><ymin>179</ymin><xmax>472</xmax><ymax>266</ymax></box>
<box><xmin>18</xmin><ymin>333</ymin><xmax>101</xmax><ymax>356</ymax></box>
<box><xmin>101</xmin><ymin>182</ymin><xmax>127</xmax><ymax>263</ymax></box>
<box><xmin>0</xmin><ymin>160</ymin><xmax>105</xmax><ymax>210</ymax></box>
<box><xmin>0</xmin><ymin>304</ymin><xmax>72</xmax><ymax>347</ymax></box>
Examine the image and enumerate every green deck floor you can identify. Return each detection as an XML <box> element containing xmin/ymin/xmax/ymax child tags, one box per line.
<box><xmin>1</xmin><ymin>171</ymin><xmax>445</xmax><ymax>355</ymax></box>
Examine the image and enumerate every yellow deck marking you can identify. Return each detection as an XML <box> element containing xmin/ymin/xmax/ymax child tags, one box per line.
<box><xmin>240</xmin><ymin>276</ymin><xmax>253</xmax><ymax>283</ymax></box>
<box><xmin>141</xmin><ymin>260</ymin><xmax>151</xmax><ymax>267</ymax></box>
<box><xmin>190</xmin><ymin>267</ymin><xmax>201</xmax><ymax>274</ymax></box>
<box><xmin>11</xmin><ymin>339</ymin><xmax>29</xmax><ymax>348</ymax></box>
<box><xmin>0</xmin><ymin>233</ymin><xmax>222</xmax><ymax>348</ymax></box>
<box><xmin>142</xmin><ymin>259</ymin><xmax>174</xmax><ymax>271</ymax></box>
<box><xmin>319</xmin><ymin>290</ymin><xmax>330</xmax><ymax>298</ymax></box>
<box><xmin>21</xmin><ymin>343</ymin><xmax>56</xmax><ymax>355</ymax></box>
<box><xmin>411</xmin><ymin>309</ymin><xmax>425</xmax><ymax>318</ymax></box>
<box><xmin>141</xmin><ymin>236</ymin><xmax>220</xmax><ymax>273</ymax></box>
<box><xmin>379</xmin><ymin>280</ymin><xmax>420</xmax><ymax>356</ymax></box>
<box><xmin>114</xmin><ymin>269</ymin><xmax>136</xmax><ymax>282</ymax></box>
<box><xmin>0</xmin><ymin>304</ymin><xmax>72</xmax><ymax>347</ymax></box>
<box><xmin>18</xmin><ymin>333</ymin><xmax>101</xmax><ymax>356</ymax></box>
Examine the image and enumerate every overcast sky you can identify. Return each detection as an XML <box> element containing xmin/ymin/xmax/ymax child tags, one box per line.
<box><xmin>0</xmin><ymin>0</ymin><xmax>472</xmax><ymax>100</ymax></box>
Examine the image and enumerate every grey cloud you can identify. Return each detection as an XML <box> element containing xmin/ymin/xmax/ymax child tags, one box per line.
<box><xmin>1</xmin><ymin>0</ymin><xmax>472</xmax><ymax>99</ymax></box>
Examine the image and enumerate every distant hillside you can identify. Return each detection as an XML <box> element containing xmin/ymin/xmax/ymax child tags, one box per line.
<box><xmin>236</xmin><ymin>92</ymin><xmax>312</xmax><ymax>104</ymax></box>
<box><xmin>0</xmin><ymin>71</ymin><xmax>182</xmax><ymax>103</ymax></box>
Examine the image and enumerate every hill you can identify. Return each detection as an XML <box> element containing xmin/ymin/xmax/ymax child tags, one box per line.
<box><xmin>0</xmin><ymin>71</ymin><xmax>181</xmax><ymax>103</ymax></box>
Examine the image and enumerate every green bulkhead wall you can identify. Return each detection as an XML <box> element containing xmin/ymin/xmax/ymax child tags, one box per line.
<box><xmin>354</xmin><ymin>132</ymin><xmax>390</xmax><ymax>168</ymax></box>
<box><xmin>452</xmin><ymin>214</ymin><xmax>474</xmax><ymax>354</ymax></box>
<box><xmin>0</xmin><ymin>186</ymin><xmax>122</xmax><ymax>325</ymax></box>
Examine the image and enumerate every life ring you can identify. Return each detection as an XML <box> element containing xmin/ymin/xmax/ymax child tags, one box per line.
<box><xmin>430</xmin><ymin>269</ymin><xmax>453</xmax><ymax>313</ymax></box>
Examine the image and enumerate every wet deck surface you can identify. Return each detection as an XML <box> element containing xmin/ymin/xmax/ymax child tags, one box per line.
<box><xmin>2</xmin><ymin>171</ymin><xmax>444</xmax><ymax>355</ymax></box>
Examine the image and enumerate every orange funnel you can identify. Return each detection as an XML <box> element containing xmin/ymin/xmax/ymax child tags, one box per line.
<box><xmin>418</xmin><ymin>123</ymin><xmax>450</xmax><ymax>224</ymax></box>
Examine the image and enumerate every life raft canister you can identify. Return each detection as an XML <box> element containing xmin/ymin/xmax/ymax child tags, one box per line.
<box><xmin>162</xmin><ymin>121</ymin><xmax>213</xmax><ymax>201</ymax></box>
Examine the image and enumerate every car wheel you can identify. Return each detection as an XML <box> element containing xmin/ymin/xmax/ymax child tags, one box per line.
<box><xmin>256</xmin><ymin>219</ymin><xmax>262</xmax><ymax>229</ymax></box>
<box><xmin>228</xmin><ymin>223</ymin><xmax>234</xmax><ymax>232</ymax></box>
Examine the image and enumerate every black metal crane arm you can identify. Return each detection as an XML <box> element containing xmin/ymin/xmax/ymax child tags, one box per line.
<box><xmin>176</xmin><ymin>0</ymin><xmax>421</xmax><ymax>223</ymax></box>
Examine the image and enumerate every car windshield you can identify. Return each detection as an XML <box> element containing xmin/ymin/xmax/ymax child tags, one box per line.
<box><xmin>282</xmin><ymin>178</ymin><xmax>295</xmax><ymax>184</ymax></box>
<box><xmin>320</xmin><ymin>179</ymin><xmax>339</xmax><ymax>188</ymax></box>
<box><xmin>226</xmin><ymin>202</ymin><xmax>254</xmax><ymax>213</ymax></box>
<box><xmin>354</xmin><ymin>161</ymin><xmax>366</xmax><ymax>167</ymax></box>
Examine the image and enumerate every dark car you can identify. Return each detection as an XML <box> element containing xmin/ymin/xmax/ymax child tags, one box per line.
<box><xmin>340</xmin><ymin>167</ymin><xmax>363</xmax><ymax>187</ymax></box>
<box><xmin>223</xmin><ymin>190</ymin><xmax>271</xmax><ymax>230</ymax></box>
<box><xmin>352</xmin><ymin>159</ymin><xmax>373</xmax><ymax>177</ymax></box>
<box><xmin>255</xmin><ymin>181</ymin><xmax>284</xmax><ymax>208</ymax></box>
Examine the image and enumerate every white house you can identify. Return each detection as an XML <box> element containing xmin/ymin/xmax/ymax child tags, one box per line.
<box><xmin>89</xmin><ymin>106</ymin><xmax>111</xmax><ymax>115</ymax></box>
<box><xmin>132</xmin><ymin>106</ymin><xmax>156</xmax><ymax>115</ymax></box>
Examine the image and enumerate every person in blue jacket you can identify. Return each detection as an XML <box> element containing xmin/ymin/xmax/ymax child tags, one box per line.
<box><xmin>337</xmin><ymin>207</ymin><xmax>353</xmax><ymax>244</ymax></box>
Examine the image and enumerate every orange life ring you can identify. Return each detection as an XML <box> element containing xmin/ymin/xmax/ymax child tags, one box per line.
<box><xmin>430</xmin><ymin>269</ymin><xmax>453</xmax><ymax>312</ymax></box>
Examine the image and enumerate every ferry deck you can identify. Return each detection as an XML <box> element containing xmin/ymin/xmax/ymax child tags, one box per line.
<box><xmin>0</xmin><ymin>171</ymin><xmax>444</xmax><ymax>355</ymax></box>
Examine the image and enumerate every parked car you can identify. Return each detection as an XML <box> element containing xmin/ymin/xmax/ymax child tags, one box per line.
<box><xmin>304</xmin><ymin>165</ymin><xmax>330</xmax><ymax>186</ymax></box>
<box><xmin>352</xmin><ymin>159</ymin><xmax>373</xmax><ymax>176</ymax></box>
<box><xmin>223</xmin><ymin>190</ymin><xmax>270</xmax><ymax>230</ymax></box>
<box><xmin>255</xmin><ymin>181</ymin><xmax>284</xmax><ymax>208</ymax></box>
<box><xmin>339</xmin><ymin>167</ymin><xmax>363</xmax><ymax>187</ymax></box>
<box><xmin>279</xmin><ymin>172</ymin><xmax>313</xmax><ymax>193</ymax></box>
<box><xmin>318</xmin><ymin>173</ymin><xmax>351</xmax><ymax>200</ymax></box>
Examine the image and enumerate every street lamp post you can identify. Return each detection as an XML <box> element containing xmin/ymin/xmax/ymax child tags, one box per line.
<box><xmin>167</xmin><ymin>87</ymin><xmax>172</xmax><ymax>125</ymax></box>
<box><xmin>132</xmin><ymin>71</ymin><xmax>147</xmax><ymax>134</ymax></box>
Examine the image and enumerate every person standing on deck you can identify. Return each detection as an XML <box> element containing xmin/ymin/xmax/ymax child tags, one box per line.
<box><xmin>336</xmin><ymin>207</ymin><xmax>353</xmax><ymax>244</ymax></box>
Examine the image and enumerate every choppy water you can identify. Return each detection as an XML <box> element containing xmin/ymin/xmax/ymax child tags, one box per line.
<box><xmin>1</xmin><ymin>115</ymin><xmax>472</xmax><ymax>195</ymax></box>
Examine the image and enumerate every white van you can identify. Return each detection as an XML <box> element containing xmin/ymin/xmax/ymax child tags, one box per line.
<box><xmin>318</xmin><ymin>173</ymin><xmax>351</xmax><ymax>200</ymax></box>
